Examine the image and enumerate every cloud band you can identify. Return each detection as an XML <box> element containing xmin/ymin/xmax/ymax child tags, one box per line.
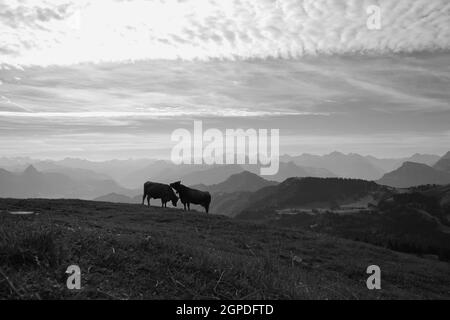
<box><xmin>0</xmin><ymin>0</ymin><xmax>449</xmax><ymax>66</ymax></box>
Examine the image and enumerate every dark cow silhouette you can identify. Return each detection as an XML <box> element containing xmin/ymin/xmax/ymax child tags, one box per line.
<box><xmin>142</xmin><ymin>181</ymin><xmax>178</xmax><ymax>208</ymax></box>
<box><xmin>170</xmin><ymin>181</ymin><xmax>211</xmax><ymax>213</ymax></box>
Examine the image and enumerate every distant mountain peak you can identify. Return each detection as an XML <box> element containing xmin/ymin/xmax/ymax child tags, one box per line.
<box><xmin>225</xmin><ymin>170</ymin><xmax>266</xmax><ymax>183</ymax></box>
<box><xmin>329</xmin><ymin>151</ymin><xmax>344</xmax><ymax>156</ymax></box>
<box><xmin>230</xmin><ymin>170</ymin><xmax>256</xmax><ymax>178</ymax></box>
<box><xmin>401</xmin><ymin>161</ymin><xmax>427</xmax><ymax>168</ymax></box>
<box><xmin>378</xmin><ymin>161</ymin><xmax>450</xmax><ymax>188</ymax></box>
<box><xmin>396</xmin><ymin>161</ymin><xmax>438</xmax><ymax>172</ymax></box>
<box><xmin>284</xmin><ymin>161</ymin><xmax>299</xmax><ymax>168</ymax></box>
<box><xmin>94</xmin><ymin>193</ymin><xmax>137</xmax><ymax>204</ymax></box>
<box><xmin>0</xmin><ymin>168</ymin><xmax>12</xmax><ymax>175</ymax></box>
<box><xmin>441</xmin><ymin>151</ymin><xmax>450</xmax><ymax>160</ymax></box>
<box><xmin>23</xmin><ymin>165</ymin><xmax>40</xmax><ymax>176</ymax></box>
<box><xmin>194</xmin><ymin>170</ymin><xmax>277</xmax><ymax>194</ymax></box>
<box><xmin>433</xmin><ymin>151</ymin><xmax>450</xmax><ymax>173</ymax></box>
<box><xmin>103</xmin><ymin>192</ymin><xmax>123</xmax><ymax>197</ymax></box>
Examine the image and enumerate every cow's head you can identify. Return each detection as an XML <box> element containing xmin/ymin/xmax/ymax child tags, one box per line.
<box><xmin>171</xmin><ymin>191</ymin><xmax>178</xmax><ymax>207</ymax></box>
<box><xmin>170</xmin><ymin>181</ymin><xmax>182</xmax><ymax>192</ymax></box>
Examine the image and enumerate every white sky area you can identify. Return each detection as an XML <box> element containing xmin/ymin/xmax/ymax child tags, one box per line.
<box><xmin>0</xmin><ymin>0</ymin><xmax>449</xmax><ymax>159</ymax></box>
<box><xmin>1</xmin><ymin>0</ymin><xmax>449</xmax><ymax>65</ymax></box>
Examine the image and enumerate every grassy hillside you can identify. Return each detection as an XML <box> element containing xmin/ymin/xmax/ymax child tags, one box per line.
<box><xmin>234</xmin><ymin>177</ymin><xmax>385</xmax><ymax>219</ymax></box>
<box><xmin>235</xmin><ymin>181</ymin><xmax>450</xmax><ymax>262</ymax></box>
<box><xmin>0</xmin><ymin>199</ymin><xmax>449</xmax><ymax>300</ymax></box>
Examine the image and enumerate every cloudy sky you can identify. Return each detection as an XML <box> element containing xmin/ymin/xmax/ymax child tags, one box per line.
<box><xmin>0</xmin><ymin>0</ymin><xmax>449</xmax><ymax>159</ymax></box>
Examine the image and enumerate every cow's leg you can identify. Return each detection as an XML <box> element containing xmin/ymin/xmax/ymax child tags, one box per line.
<box><xmin>161</xmin><ymin>199</ymin><xmax>164</xmax><ymax>207</ymax></box>
<box><xmin>187</xmin><ymin>203</ymin><xmax>190</xmax><ymax>211</ymax></box>
<box><xmin>205</xmin><ymin>202</ymin><xmax>210</xmax><ymax>214</ymax></box>
<box><xmin>183</xmin><ymin>202</ymin><xmax>186</xmax><ymax>211</ymax></box>
<box><xmin>142</xmin><ymin>193</ymin><xmax>146</xmax><ymax>205</ymax></box>
<box><xmin>147</xmin><ymin>197</ymin><xmax>150</xmax><ymax>207</ymax></box>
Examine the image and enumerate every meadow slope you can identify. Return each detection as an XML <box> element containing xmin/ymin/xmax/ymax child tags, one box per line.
<box><xmin>0</xmin><ymin>199</ymin><xmax>449</xmax><ymax>300</ymax></box>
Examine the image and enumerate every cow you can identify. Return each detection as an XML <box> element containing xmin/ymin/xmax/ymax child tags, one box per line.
<box><xmin>170</xmin><ymin>181</ymin><xmax>211</xmax><ymax>213</ymax></box>
<box><xmin>142</xmin><ymin>182</ymin><xmax>178</xmax><ymax>208</ymax></box>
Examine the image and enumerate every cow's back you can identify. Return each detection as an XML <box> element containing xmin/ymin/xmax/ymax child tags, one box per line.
<box><xmin>184</xmin><ymin>188</ymin><xmax>211</xmax><ymax>205</ymax></box>
<box><xmin>144</xmin><ymin>182</ymin><xmax>171</xmax><ymax>198</ymax></box>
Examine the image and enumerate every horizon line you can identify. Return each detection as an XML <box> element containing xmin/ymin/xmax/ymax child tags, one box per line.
<box><xmin>0</xmin><ymin>150</ymin><xmax>447</xmax><ymax>164</ymax></box>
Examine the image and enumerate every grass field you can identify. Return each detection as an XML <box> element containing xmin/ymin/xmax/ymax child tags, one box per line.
<box><xmin>0</xmin><ymin>198</ymin><xmax>449</xmax><ymax>300</ymax></box>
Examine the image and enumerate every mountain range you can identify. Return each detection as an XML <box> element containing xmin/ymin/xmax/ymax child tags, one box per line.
<box><xmin>0</xmin><ymin>165</ymin><xmax>136</xmax><ymax>199</ymax></box>
<box><xmin>1</xmin><ymin>151</ymin><xmax>449</xmax><ymax>201</ymax></box>
<box><xmin>365</xmin><ymin>153</ymin><xmax>441</xmax><ymax>172</ymax></box>
<box><xmin>192</xmin><ymin>170</ymin><xmax>278</xmax><ymax>194</ymax></box>
<box><xmin>94</xmin><ymin>193</ymin><xmax>141</xmax><ymax>204</ymax></box>
<box><xmin>280</xmin><ymin>152</ymin><xmax>385</xmax><ymax>180</ymax></box>
<box><xmin>433</xmin><ymin>151</ymin><xmax>450</xmax><ymax>173</ymax></box>
<box><xmin>0</xmin><ymin>157</ymin><xmax>153</xmax><ymax>183</ymax></box>
<box><xmin>281</xmin><ymin>152</ymin><xmax>441</xmax><ymax>180</ymax></box>
<box><xmin>119</xmin><ymin>159</ymin><xmax>336</xmax><ymax>187</ymax></box>
<box><xmin>377</xmin><ymin>153</ymin><xmax>450</xmax><ymax>188</ymax></box>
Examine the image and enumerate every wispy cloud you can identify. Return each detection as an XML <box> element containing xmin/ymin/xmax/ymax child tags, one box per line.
<box><xmin>0</xmin><ymin>1</ymin><xmax>448</xmax><ymax>159</ymax></box>
<box><xmin>0</xmin><ymin>53</ymin><xmax>449</xmax><ymax>158</ymax></box>
<box><xmin>0</xmin><ymin>110</ymin><xmax>319</xmax><ymax>118</ymax></box>
<box><xmin>0</xmin><ymin>0</ymin><xmax>449</xmax><ymax>66</ymax></box>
